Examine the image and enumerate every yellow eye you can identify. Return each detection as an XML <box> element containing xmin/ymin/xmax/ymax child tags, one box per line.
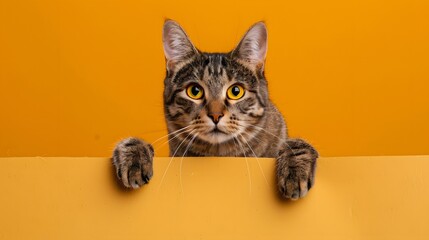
<box><xmin>227</xmin><ymin>84</ymin><xmax>245</xmax><ymax>100</ymax></box>
<box><xmin>186</xmin><ymin>84</ymin><xmax>204</xmax><ymax>99</ymax></box>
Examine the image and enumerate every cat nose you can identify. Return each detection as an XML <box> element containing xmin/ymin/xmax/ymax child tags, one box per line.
<box><xmin>208</xmin><ymin>113</ymin><xmax>224</xmax><ymax>124</ymax></box>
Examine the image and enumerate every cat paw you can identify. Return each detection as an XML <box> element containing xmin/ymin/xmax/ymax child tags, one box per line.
<box><xmin>276</xmin><ymin>138</ymin><xmax>318</xmax><ymax>200</ymax></box>
<box><xmin>112</xmin><ymin>137</ymin><xmax>154</xmax><ymax>189</ymax></box>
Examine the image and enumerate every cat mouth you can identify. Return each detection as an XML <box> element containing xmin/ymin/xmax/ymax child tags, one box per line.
<box><xmin>209</xmin><ymin>127</ymin><xmax>227</xmax><ymax>135</ymax></box>
<box><xmin>200</xmin><ymin>126</ymin><xmax>233</xmax><ymax>144</ymax></box>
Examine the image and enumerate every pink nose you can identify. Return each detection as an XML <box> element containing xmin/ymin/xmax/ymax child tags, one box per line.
<box><xmin>208</xmin><ymin>113</ymin><xmax>224</xmax><ymax>124</ymax></box>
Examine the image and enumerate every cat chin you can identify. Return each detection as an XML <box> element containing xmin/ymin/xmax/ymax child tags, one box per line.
<box><xmin>197</xmin><ymin>131</ymin><xmax>234</xmax><ymax>144</ymax></box>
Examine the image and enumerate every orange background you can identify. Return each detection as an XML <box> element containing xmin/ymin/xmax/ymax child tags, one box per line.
<box><xmin>1</xmin><ymin>0</ymin><xmax>428</xmax><ymax>157</ymax></box>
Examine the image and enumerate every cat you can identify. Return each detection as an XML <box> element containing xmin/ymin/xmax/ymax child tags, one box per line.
<box><xmin>112</xmin><ymin>20</ymin><xmax>318</xmax><ymax>200</ymax></box>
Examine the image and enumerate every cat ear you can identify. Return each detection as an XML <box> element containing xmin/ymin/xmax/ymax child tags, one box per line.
<box><xmin>162</xmin><ymin>20</ymin><xmax>198</xmax><ymax>72</ymax></box>
<box><xmin>232</xmin><ymin>22</ymin><xmax>268</xmax><ymax>70</ymax></box>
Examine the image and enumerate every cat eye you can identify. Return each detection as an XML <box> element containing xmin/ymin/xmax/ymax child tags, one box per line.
<box><xmin>227</xmin><ymin>84</ymin><xmax>245</xmax><ymax>100</ymax></box>
<box><xmin>186</xmin><ymin>84</ymin><xmax>204</xmax><ymax>100</ymax></box>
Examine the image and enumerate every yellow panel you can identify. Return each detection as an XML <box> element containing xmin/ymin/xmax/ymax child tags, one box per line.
<box><xmin>1</xmin><ymin>156</ymin><xmax>428</xmax><ymax>239</ymax></box>
<box><xmin>1</xmin><ymin>0</ymin><xmax>429</xmax><ymax>157</ymax></box>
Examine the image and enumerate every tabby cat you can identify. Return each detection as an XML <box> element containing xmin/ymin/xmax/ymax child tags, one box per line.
<box><xmin>112</xmin><ymin>20</ymin><xmax>318</xmax><ymax>200</ymax></box>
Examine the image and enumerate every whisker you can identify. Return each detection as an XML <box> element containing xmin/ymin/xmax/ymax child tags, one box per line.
<box><xmin>151</xmin><ymin>125</ymin><xmax>193</xmax><ymax>146</ymax></box>
<box><xmin>137</xmin><ymin>128</ymin><xmax>170</xmax><ymax>135</ymax></box>
<box><xmin>238</xmin><ymin>119</ymin><xmax>288</xmax><ymax>132</ymax></box>
<box><xmin>154</xmin><ymin>128</ymin><xmax>193</xmax><ymax>151</ymax></box>
<box><xmin>237</xmin><ymin>123</ymin><xmax>296</xmax><ymax>155</ymax></box>
<box><xmin>237</xmin><ymin>132</ymin><xmax>269</xmax><ymax>186</ymax></box>
<box><xmin>158</xmin><ymin>130</ymin><xmax>195</xmax><ymax>191</ymax></box>
<box><xmin>179</xmin><ymin>133</ymin><xmax>198</xmax><ymax>196</ymax></box>
<box><xmin>233</xmin><ymin>137</ymin><xmax>252</xmax><ymax>195</ymax></box>
<box><xmin>239</xmin><ymin>119</ymin><xmax>289</xmax><ymax>133</ymax></box>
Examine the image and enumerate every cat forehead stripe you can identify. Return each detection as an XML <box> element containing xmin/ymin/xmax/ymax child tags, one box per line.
<box><xmin>171</xmin><ymin>54</ymin><xmax>257</xmax><ymax>86</ymax></box>
<box><xmin>204</xmin><ymin>54</ymin><xmax>228</xmax><ymax>77</ymax></box>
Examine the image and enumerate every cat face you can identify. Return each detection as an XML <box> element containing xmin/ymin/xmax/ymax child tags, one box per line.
<box><xmin>162</xmin><ymin>20</ymin><xmax>269</xmax><ymax>144</ymax></box>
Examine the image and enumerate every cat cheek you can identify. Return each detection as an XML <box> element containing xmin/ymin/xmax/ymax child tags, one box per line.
<box><xmin>166</xmin><ymin>108</ymin><xmax>184</xmax><ymax>122</ymax></box>
<box><xmin>252</xmin><ymin>107</ymin><xmax>265</xmax><ymax>117</ymax></box>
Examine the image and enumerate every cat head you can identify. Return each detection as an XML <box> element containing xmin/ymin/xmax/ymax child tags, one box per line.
<box><xmin>162</xmin><ymin>20</ymin><xmax>269</xmax><ymax>144</ymax></box>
